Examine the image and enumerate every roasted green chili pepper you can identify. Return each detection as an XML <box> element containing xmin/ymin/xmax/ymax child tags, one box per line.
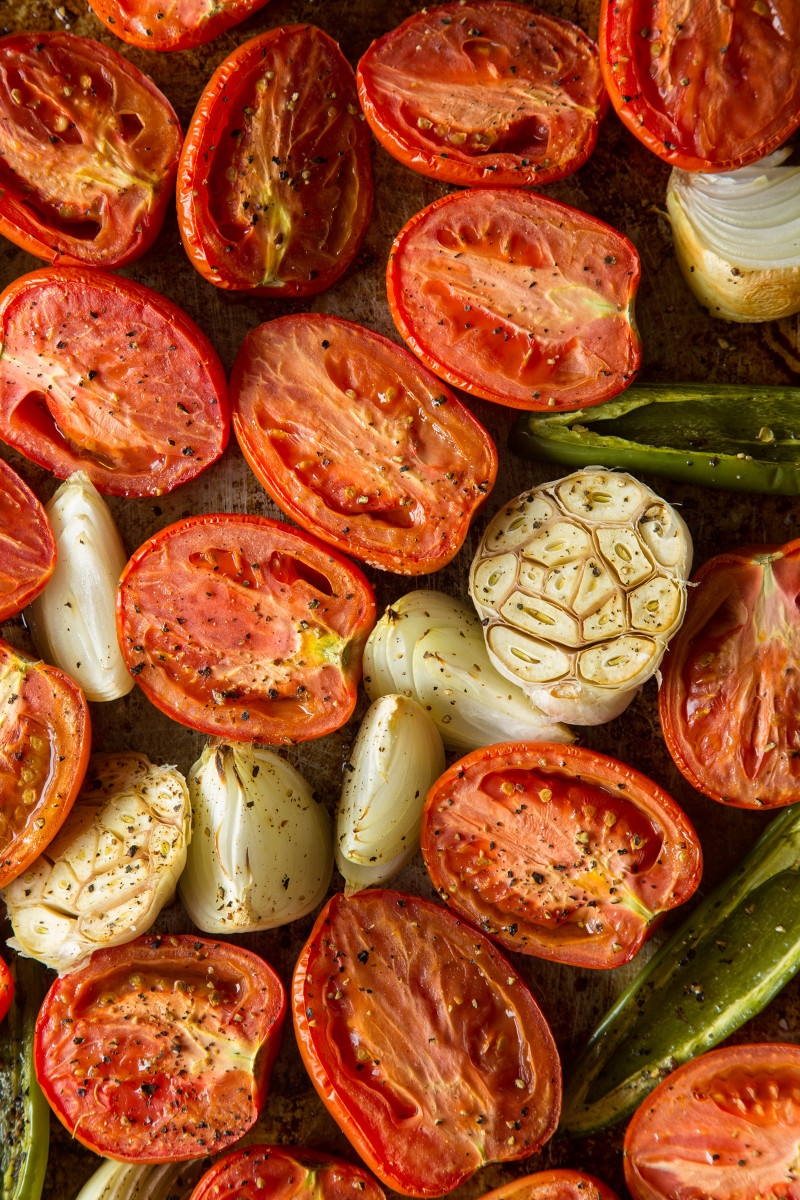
<box><xmin>1</xmin><ymin>957</ymin><xmax>49</xmax><ymax>1200</ymax></box>
<box><xmin>510</xmin><ymin>383</ymin><xmax>800</xmax><ymax>493</ymax></box>
<box><xmin>560</xmin><ymin>802</ymin><xmax>800</xmax><ymax>1138</ymax></box>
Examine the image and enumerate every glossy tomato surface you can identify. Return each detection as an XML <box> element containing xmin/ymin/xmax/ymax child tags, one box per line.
<box><xmin>117</xmin><ymin>513</ymin><xmax>376</xmax><ymax>743</ymax></box>
<box><xmin>190</xmin><ymin>1145</ymin><xmax>386</xmax><ymax>1200</ymax></box>
<box><xmin>659</xmin><ymin>538</ymin><xmax>800</xmax><ymax>809</ymax></box>
<box><xmin>0</xmin><ymin>268</ymin><xmax>229</xmax><ymax>497</ymax></box>
<box><xmin>0</xmin><ymin>953</ymin><xmax>12</xmax><ymax>1023</ymax></box>
<box><xmin>177</xmin><ymin>26</ymin><xmax>372</xmax><ymax>296</ymax></box>
<box><xmin>0</xmin><ymin>33</ymin><xmax>181</xmax><ymax>267</ymax></box>
<box><xmin>230</xmin><ymin>314</ymin><xmax>497</xmax><ymax>574</ymax></box>
<box><xmin>600</xmin><ymin>0</ymin><xmax>800</xmax><ymax>172</ymax></box>
<box><xmin>421</xmin><ymin>742</ymin><xmax>702</xmax><ymax>968</ymax></box>
<box><xmin>0</xmin><ymin>457</ymin><xmax>56</xmax><ymax>620</ymax></box>
<box><xmin>624</xmin><ymin>1043</ymin><xmax>800</xmax><ymax>1200</ymax></box>
<box><xmin>293</xmin><ymin>889</ymin><xmax>561</xmax><ymax>1198</ymax></box>
<box><xmin>34</xmin><ymin>934</ymin><xmax>285</xmax><ymax>1161</ymax></box>
<box><xmin>387</xmin><ymin>189</ymin><xmax>641</xmax><ymax>411</ymax></box>
<box><xmin>0</xmin><ymin>638</ymin><xmax>90</xmax><ymax>889</ymax></box>
<box><xmin>358</xmin><ymin>1</ymin><xmax>607</xmax><ymax>188</ymax></box>
<box><xmin>87</xmin><ymin>0</ymin><xmax>272</xmax><ymax>51</ymax></box>
<box><xmin>476</xmin><ymin>1170</ymin><xmax>620</xmax><ymax>1200</ymax></box>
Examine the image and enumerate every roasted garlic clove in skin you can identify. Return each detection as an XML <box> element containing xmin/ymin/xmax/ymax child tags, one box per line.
<box><xmin>469</xmin><ymin>469</ymin><xmax>692</xmax><ymax>725</ymax></box>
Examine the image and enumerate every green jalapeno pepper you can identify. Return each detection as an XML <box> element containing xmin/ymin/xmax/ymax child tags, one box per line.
<box><xmin>510</xmin><ymin>383</ymin><xmax>800</xmax><ymax>494</ymax></box>
<box><xmin>1</xmin><ymin>957</ymin><xmax>49</xmax><ymax>1200</ymax></box>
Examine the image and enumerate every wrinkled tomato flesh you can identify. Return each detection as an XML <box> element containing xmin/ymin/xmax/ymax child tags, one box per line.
<box><xmin>0</xmin><ymin>457</ymin><xmax>56</xmax><ymax>620</ymax></box>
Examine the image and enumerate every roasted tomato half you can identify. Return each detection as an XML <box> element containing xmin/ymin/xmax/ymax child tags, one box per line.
<box><xmin>34</xmin><ymin>934</ymin><xmax>285</xmax><ymax>1161</ymax></box>
<box><xmin>0</xmin><ymin>953</ymin><xmax>12</xmax><ymax>1024</ymax></box>
<box><xmin>624</xmin><ymin>1043</ymin><xmax>800</xmax><ymax>1200</ymax></box>
<box><xmin>0</xmin><ymin>457</ymin><xmax>56</xmax><ymax>621</ymax></box>
<box><xmin>190</xmin><ymin>1145</ymin><xmax>387</xmax><ymax>1200</ymax></box>
<box><xmin>230</xmin><ymin>314</ymin><xmax>497</xmax><ymax>574</ymax></box>
<box><xmin>420</xmin><ymin>742</ymin><xmax>701</xmax><ymax>969</ymax></box>
<box><xmin>601</xmin><ymin>0</ymin><xmax>800</xmax><ymax>173</ymax></box>
<box><xmin>117</xmin><ymin>513</ymin><xmax>376</xmax><ymax>743</ymax></box>
<box><xmin>87</xmin><ymin>0</ymin><xmax>272</xmax><ymax>51</ymax></box>
<box><xmin>0</xmin><ymin>638</ymin><xmax>90</xmax><ymax>888</ymax></box>
<box><xmin>357</xmin><ymin>1</ymin><xmax>607</xmax><ymax>188</ymax></box>
<box><xmin>387</xmin><ymin>189</ymin><xmax>641</xmax><ymax>412</ymax></box>
<box><xmin>0</xmin><ymin>268</ymin><xmax>229</xmax><ymax>497</ymax></box>
<box><xmin>177</xmin><ymin>26</ymin><xmax>373</xmax><ymax>296</ymax></box>
<box><xmin>293</xmin><ymin>889</ymin><xmax>561</xmax><ymax>1198</ymax></box>
<box><xmin>659</xmin><ymin>537</ymin><xmax>800</xmax><ymax>809</ymax></box>
<box><xmin>0</xmin><ymin>32</ymin><xmax>181</xmax><ymax>268</ymax></box>
<box><xmin>476</xmin><ymin>1170</ymin><xmax>621</xmax><ymax>1200</ymax></box>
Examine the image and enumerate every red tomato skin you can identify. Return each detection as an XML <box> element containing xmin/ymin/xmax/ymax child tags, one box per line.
<box><xmin>476</xmin><ymin>1169</ymin><xmax>621</xmax><ymax>1200</ymax></box>
<box><xmin>116</xmin><ymin>513</ymin><xmax>376</xmax><ymax>744</ymax></box>
<box><xmin>177</xmin><ymin>27</ymin><xmax>373</xmax><ymax>297</ymax></box>
<box><xmin>357</xmin><ymin>1</ymin><xmax>607</xmax><ymax>188</ymax></box>
<box><xmin>87</xmin><ymin>0</ymin><xmax>272</xmax><ymax>51</ymax></box>
<box><xmin>0</xmin><ymin>457</ymin><xmax>56</xmax><ymax>620</ymax></box>
<box><xmin>0</xmin><ymin>33</ymin><xmax>181</xmax><ymax>268</ymax></box>
<box><xmin>230</xmin><ymin>313</ymin><xmax>498</xmax><ymax>574</ymax></box>
<box><xmin>659</xmin><ymin>538</ymin><xmax>800</xmax><ymax>809</ymax></box>
<box><xmin>0</xmin><ymin>953</ymin><xmax>13</xmax><ymax>1024</ymax></box>
<box><xmin>386</xmin><ymin>189</ymin><xmax>641</xmax><ymax>412</ymax></box>
<box><xmin>293</xmin><ymin>889</ymin><xmax>562</xmax><ymax>1198</ymax></box>
<box><xmin>0</xmin><ymin>637</ymin><xmax>90</xmax><ymax>888</ymax></box>
<box><xmin>0</xmin><ymin>268</ymin><xmax>230</xmax><ymax>497</ymax></box>
<box><xmin>421</xmin><ymin>741</ymin><xmax>702</xmax><ymax>969</ymax></box>
<box><xmin>624</xmin><ymin>1043</ymin><xmax>800</xmax><ymax>1200</ymax></box>
<box><xmin>600</xmin><ymin>0</ymin><xmax>800</xmax><ymax>172</ymax></box>
<box><xmin>189</xmin><ymin>1145</ymin><xmax>387</xmax><ymax>1200</ymax></box>
<box><xmin>34</xmin><ymin>934</ymin><xmax>286</xmax><ymax>1162</ymax></box>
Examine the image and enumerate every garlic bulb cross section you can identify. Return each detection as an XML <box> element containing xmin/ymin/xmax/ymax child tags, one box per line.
<box><xmin>469</xmin><ymin>469</ymin><xmax>692</xmax><ymax>724</ymax></box>
<box><xmin>179</xmin><ymin>742</ymin><xmax>333</xmax><ymax>933</ymax></box>
<box><xmin>4</xmin><ymin>752</ymin><xmax>190</xmax><ymax>973</ymax></box>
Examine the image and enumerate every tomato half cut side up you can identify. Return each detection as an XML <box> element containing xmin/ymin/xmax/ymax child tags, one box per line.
<box><xmin>476</xmin><ymin>1169</ymin><xmax>621</xmax><ymax>1200</ymax></box>
<box><xmin>624</xmin><ymin>1043</ymin><xmax>800</xmax><ymax>1200</ymax></box>
<box><xmin>190</xmin><ymin>1145</ymin><xmax>387</xmax><ymax>1200</ymax></box>
<box><xmin>357</xmin><ymin>1</ymin><xmax>607</xmax><ymax>188</ymax></box>
<box><xmin>0</xmin><ymin>268</ymin><xmax>230</xmax><ymax>497</ymax></box>
<box><xmin>420</xmin><ymin>742</ymin><xmax>702</xmax><ymax>969</ymax></box>
<box><xmin>177</xmin><ymin>26</ymin><xmax>373</xmax><ymax>296</ymax></box>
<box><xmin>0</xmin><ymin>32</ymin><xmax>181</xmax><ymax>268</ymax></box>
<box><xmin>659</xmin><ymin>537</ymin><xmax>800</xmax><ymax>809</ymax></box>
<box><xmin>293</xmin><ymin>889</ymin><xmax>561</xmax><ymax>1198</ymax></box>
<box><xmin>0</xmin><ymin>953</ymin><xmax>12</xmax><ymax>1023</ymax></box>
<box><xmin>600</xmin><ymin>0</ymin><xmax>800</xmax><ymax>172</ymax></box>
<box><xmin>0</xmin><ymin>457</ymin><xmax>56</xmax><ymax>620</ymax></box>
<box><xmin>87</xmin><ymin>0</ymin><xmax>273</xmax><ymax>52</ymax></box>
<box><xmin>386</xmin><ymin>189</ymin><xmax>641</xmax><ymax>412</ymax></box>
<box><xmin>116</xmin><ymin>513</ymin><xmax>376</xmax><ymax>744</ymax></box>
<box><xmin>34</xmin><ymin>934</ymin><xmax>286</xmax><ymax>1162</ymax></box>
<box><xmin>0</xmin><ymin>638</ymin><xmax>90</xmax><ymax>889</ymax></box>
<box><xmin>230</xmin><ymin>314</ymin><xmax>497</xmax><ymax>574</ymax></box>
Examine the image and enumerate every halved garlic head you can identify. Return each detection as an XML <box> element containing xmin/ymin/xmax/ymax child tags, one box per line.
<box><xmin>4</xmin><ymin>753</ymin><xmax>190</xmax><ymax>973</ymax></box>
<box><xmin>179</xmin><ymin>742</ymin><xmax>333</xmax><ymax>933</ymax></box>
<box><xmin>469</xmin><ymin>469</ymin><xmax>692</xmax><ymax>725</ymax></box>
<box><xmin>363</xmin><ymin>589</ymin><xmax>572</xmax><ymax>750</ymax></box>
<box><xmin>336</xmin><ymin>694</ymin><xmax>445</xmax><ymax>895</ymax></box>
<box><xmin>27</xmin><ymin>471</ymin><xmax>133</xmax><ymax>701</ymax></box>
<box><xmin>667</xmin><ymin>149</ymin><xmax>800</xmax><ymax>322</ymax></box>
<box><xmin>75</xmin><ymin>1159</ymin><xmax>205</xmax><ymax>1200</ymax></box>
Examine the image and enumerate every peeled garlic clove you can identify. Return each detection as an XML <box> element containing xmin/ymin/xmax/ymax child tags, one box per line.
<box><xmin>336</xmin><ymin>694</ymin><xmax>445</xmax><ymax>894</ymax></box>
<box><xmin>363</xmin><ymin>590</ymin><xmax>475</xmax><ymax>703</ymax></box>
<box><xmin>469</xmin><ymin>468</ymin><xmax>692</xmax><ymax>725</ymax></box>
<box><xmin>179</xmin><ymin>742</ymin><xmax>333</xmax><ymax>933</ymax></box>
<box><xmin>26</xmin><ymin>471</ymin><xmax>133</xmax><ymax>701</ymax></box>
<box><xmin>413</xmin><ymin>624</ymin><xmax>572</xmax><ymax>751</ymax></box>
<box><xmin>75</xmin><ymin>1159</ymin><xmax>205</xmax><ymax>1200</ymax></box>
<box><xmin>667</xmin><ymin>149</ymin><xmax>800</xmax><ymax>322</ymax></box>
<box><xmin>4</xmin><ymin>753</ymin><xmax>190</xmax><ymax>974</ymax></box>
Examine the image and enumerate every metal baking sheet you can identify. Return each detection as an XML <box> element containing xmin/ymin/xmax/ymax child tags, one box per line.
<box><xmin>1</xmin><ymin>0</ymin><xmax>799</xmax><ymax>1195</ymax></box>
